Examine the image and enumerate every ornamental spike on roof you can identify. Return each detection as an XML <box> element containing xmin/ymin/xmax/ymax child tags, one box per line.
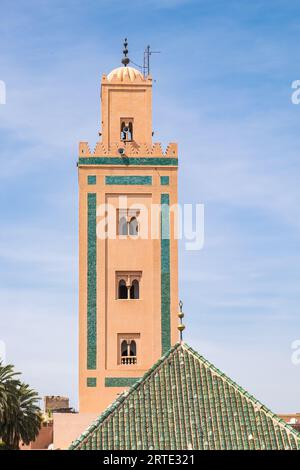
<box><xmin>69</xmin><ymin>343</ymin><xmax>300</xmax><ymax>450</ymax></box>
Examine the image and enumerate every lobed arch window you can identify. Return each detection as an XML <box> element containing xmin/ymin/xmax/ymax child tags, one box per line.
<box><xmin>128</xmin><ymin>217</ymin><xmax>138</xmax><ymax>236</ymax></box>
<box><xmin>118</xmin><ymin>280</ymin><xmax>128</xmax><ymax>299</ymax></box>
<box><xmin>118</xmin><ymin>216</ymin><xmax>128</xmax><ymax>236</ymax></box>
<box><xmin>121</xmin><ymin>340</ymin><xmax>136</xmax><ymax>357</ymax></box>
<box><xmin>118</xmin><ymin>334</ymin><xmax>139</xmax><ymax>365</ymax></box>
<box><xmin>117</xmin><ymin>209</ymin><xmax>140</xmax><ymax>237</ymax></box>
<box><xmin>130</xmin><ymin>340</ymin><xmax>136</xmax><ymax>356</ymax></box>
<box><xmin>130</xmin><ymin>279</ymin><xmax>139</xmax><ymax>299</ymax></box>
<box><xmin>120</xmin><ymin>119</ymin><xmax>133</xmax><ymax>141</ymax></box>
<box><xmin>121</xmin><ymin>340</ymin><xmax>129</xmax><ymax>357</ymax></box>
<box><xmin>116</xmin><ymin>272</ymin><xmax>142</xmax><ymax>300</ymax></box>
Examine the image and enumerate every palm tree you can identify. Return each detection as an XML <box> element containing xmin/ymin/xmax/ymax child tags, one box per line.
<box><xmin>0</xmin><ymin>362</ymin><xmax>42</xmax><ymax>449</ymax></box>
<box><xmin>0</xmin><ymin>363</ymin><xmax>20</xmax><ymax>423</ymax></box>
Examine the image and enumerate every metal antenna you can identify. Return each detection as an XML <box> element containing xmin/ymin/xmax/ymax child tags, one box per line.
<box><xmin>177</xmin><ymin>300</ymin><xmax>185</xmax><ymax>343</ymax></box>
<box><xmin>122</xmin><ymin>38</ymin><xmax>130</xmax><ymax>67</ymax></box>
<box><xmin>143</xmin><ymin>45</ymin><xmax>161</xmax><ymax>77</ymax></box>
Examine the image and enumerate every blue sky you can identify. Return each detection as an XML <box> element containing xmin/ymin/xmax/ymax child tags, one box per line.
<box><xmin>0</xmin><ymin>0</ymin><xmax>300</xmax><ymax>412</ymax></box>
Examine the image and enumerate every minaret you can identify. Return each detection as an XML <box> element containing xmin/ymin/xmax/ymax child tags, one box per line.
<box><xmin>78</xmin><ymin>41</ymin><xmax>179</xmax><ymax>413</ymax></box>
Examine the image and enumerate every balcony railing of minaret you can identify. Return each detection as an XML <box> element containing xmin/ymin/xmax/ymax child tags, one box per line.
<box><xmin>78</xmin><ymin>141</ymin><xmax>178</xmax><ymax>158</ymax></box>
<box><xmin>121</xmin><ymin>356</ymin><xmax>137</xmax><ymax>365</ymax></box>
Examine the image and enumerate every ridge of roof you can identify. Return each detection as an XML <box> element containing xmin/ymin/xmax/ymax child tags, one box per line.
<box><xmin>181</xmin><ymin>343</ymin><xmax>300</xmax><ymax>442</ymax></box>
<box><xmin>69</xmin><ymin>342</ymin><xmax>181</xmax><ymax>449</ymax></box>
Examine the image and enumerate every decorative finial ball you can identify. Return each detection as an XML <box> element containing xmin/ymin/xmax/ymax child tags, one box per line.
<box><xmin>122</xmin><ymin>37</ymin><xmax>130</xmax><ymax>67</ymax></box>
<box><xmin>178</xmin><ymin>312</ymin><xmax>184</xmax><ymax>319</ymax></box>
<box><xmin>178</xmin><ymin>324</ymin><xmax>185</xmax><ymax>332</ymax></box>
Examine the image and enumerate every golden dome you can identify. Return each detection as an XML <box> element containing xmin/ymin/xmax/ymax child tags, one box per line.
<box><xmin>106</xmin><ymin>66</ymin><xmax>144</xmax><ymax>82</ymax></box>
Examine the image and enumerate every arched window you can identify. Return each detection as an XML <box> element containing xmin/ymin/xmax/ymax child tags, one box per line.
<box><xmin>120</xmin><ymin>121</ymin><xmax>126</xmax><ymax>140</ymax></box>
<box><xmin>129</xmin><ymin>340</ymin><xmax>136</xmax><ymax>357</ymax></box>
<box><xmin>121</xmin><ymin>340</ymin><xmax>128</xmax><ymax>357</ymax></box>
<box><xmin>128</xmin><ymin>122</ymin><xmax>133</xmax><ymax>141</ymax></box>
<box><xmin>119</xmin><ymin>337</ymin><xmax>138</xmax><ymax>365</ymax></box>
<box><xmin>120</xmin><ymin>120</ymin><xmax>133</xmax><ymax>141</ymax></box>
<box><xmin>130</xmin><ymin>280</ymin><xmax>139</xmax><ymax>299</ymax></box>
<box><xmin>118</xmin><ymin>280</ymin><xmax>128</xmax><ymax>299</ymax></box>
<box><xmin>129</xmin><ymin>217</ymin><xmax>138</xmax><ymax>236</ymax></box>
<box><xmin>119</xmin><ymin>216</ymin><xmax>127</xmax><ymax>236</ymax></box>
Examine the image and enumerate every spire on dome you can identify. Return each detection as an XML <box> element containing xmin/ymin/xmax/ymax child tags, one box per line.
<box><xmin>121</xmin><ymin>37</ymin><xmax>130</xmax><ymax>67</ymax></box>
<box><xmin>177</xmin><ymin>300</ymin><xmax>185</xmax><ymax>343</ymax></box>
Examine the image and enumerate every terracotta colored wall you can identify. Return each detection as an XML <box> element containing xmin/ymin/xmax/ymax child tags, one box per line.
<box><xmin>20</xmin><ymin>423</ymin><xmax>53</xmax><ymax>450</ymax></box>
<box><xmin>53</xmin><ymin>413</ymin><xmax>99</xmax><ymax>449</ymax></box>
<box><xmin>101</xmin><ymin>74</ymin><xmax>152</xmax><ymax>147</ymax></box>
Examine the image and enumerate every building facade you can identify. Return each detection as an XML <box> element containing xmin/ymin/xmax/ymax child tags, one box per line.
<box><xmin>78</xmin><ymin>64</ymin><xmax>179</xmax><ymax>413</ymax></box>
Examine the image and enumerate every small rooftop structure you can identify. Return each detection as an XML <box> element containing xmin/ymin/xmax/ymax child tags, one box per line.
<box><xmin>44</xmin><ymin>396</ymin><xmax>73</xmax><ymax>413</ymax></box>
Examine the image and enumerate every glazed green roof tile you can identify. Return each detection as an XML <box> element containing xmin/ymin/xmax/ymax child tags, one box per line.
<box><xmin>69</xmin><ymin>343</ymin><xmax>300</xmax><ymax>450</ymax></box>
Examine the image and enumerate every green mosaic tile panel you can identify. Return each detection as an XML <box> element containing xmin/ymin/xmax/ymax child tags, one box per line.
<box><xmin>78</xmin><ymin>157</ymin><xmax>178</xmax><ymax>166</ymax></box>
<box><xmin>105</xmin><ymin>377</ymin><xmax>141</xmax><ymax>387</ymax></box>
<box><xmin>160</xmin><ymin>176</ymin><xmax>169</xmax><ymax>185</ymax></box>
<box><xmin>161</xmin><ymin>193</ymin><xmax>170</xmax><ymax>355</ymax></box>
<box><xmin>105</xmin><ymin>176</ymin><xmax>152</xmax><ymax>185</ymax></box>
<box><xmin>87</xmin><ymin>377</ymin><xmax>97</xmax><ymax>387</ymax></box>
<box><xmin>87</xmin><ymin>175</ymin><xmax>96</xmax><ymax>185</ymax></box>
<box><xmin>87</xmin><ymin>193</ymin><xmax>97</xmax><ymax>370</ymax></box>
<box><xmin>70</xmin><ymin>343</ymin><xmax>300</xmax><ymax>450</ymax></box>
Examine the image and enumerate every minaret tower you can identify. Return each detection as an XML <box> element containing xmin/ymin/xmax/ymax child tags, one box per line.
<box><xmin>78</xmin><ymin>41</ymin><xmax>178</xmax><ymax>413</ymax></box>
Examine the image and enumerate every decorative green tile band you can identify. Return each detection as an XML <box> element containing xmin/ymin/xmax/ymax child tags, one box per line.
<box><xmin>87</xmin><ymin>175</ymin><xmax>96</xmax><ymax>185</ymax></box>
<box><xmin>105</xmin><ymin>175</ymin><xmax>152</xmax><ymax>185</ymax></box>
<box><xmin>161</xmin><ymin>193</ymin><xmax>171</xmax><ymax>354</ymax></box>
<box><xmin>105</xmin><ymin>377</ymin><xmax>141</xmax><ymax>387</ymax></box>
<box><xmin>87</xmin><ymin>193</ymin><xmax>97</xmax><ymax>370</ymax></box>
<box><xmin>78</xmin><ymin>157</ymin><xmax>178</xmax><ymax>166</ymax></box>
<box><xmin>87</xmin><ymin>377</ymin><xmax>97</xmax><ymax>387</ymax></box>
<box><xmin>160</xmin><ymin>176</ymin><xmax>169</xmax><ymax>185</ymax></box>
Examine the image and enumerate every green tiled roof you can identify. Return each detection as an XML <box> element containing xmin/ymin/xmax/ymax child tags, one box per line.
<box><xmin>69</xmin><ymin>343</ymin><xmax>300</xmax><ymax>450</ymax></box>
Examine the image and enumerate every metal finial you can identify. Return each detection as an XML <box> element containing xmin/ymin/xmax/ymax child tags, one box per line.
<box><xmin>121</xmin><ymin>38</ymin><xmax>130</xmax><ymax>67</ymax></box>
<box><xmin>178</xmin><ymin>300</ymin><xmax>185</xmax><ymax>342</ymax></box>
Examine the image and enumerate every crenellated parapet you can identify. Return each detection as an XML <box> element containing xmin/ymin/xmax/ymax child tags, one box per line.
<box><xmin>79</xmin><ymin>141</ymin><xmax>178</xmax><ymax>158</ymax></box>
